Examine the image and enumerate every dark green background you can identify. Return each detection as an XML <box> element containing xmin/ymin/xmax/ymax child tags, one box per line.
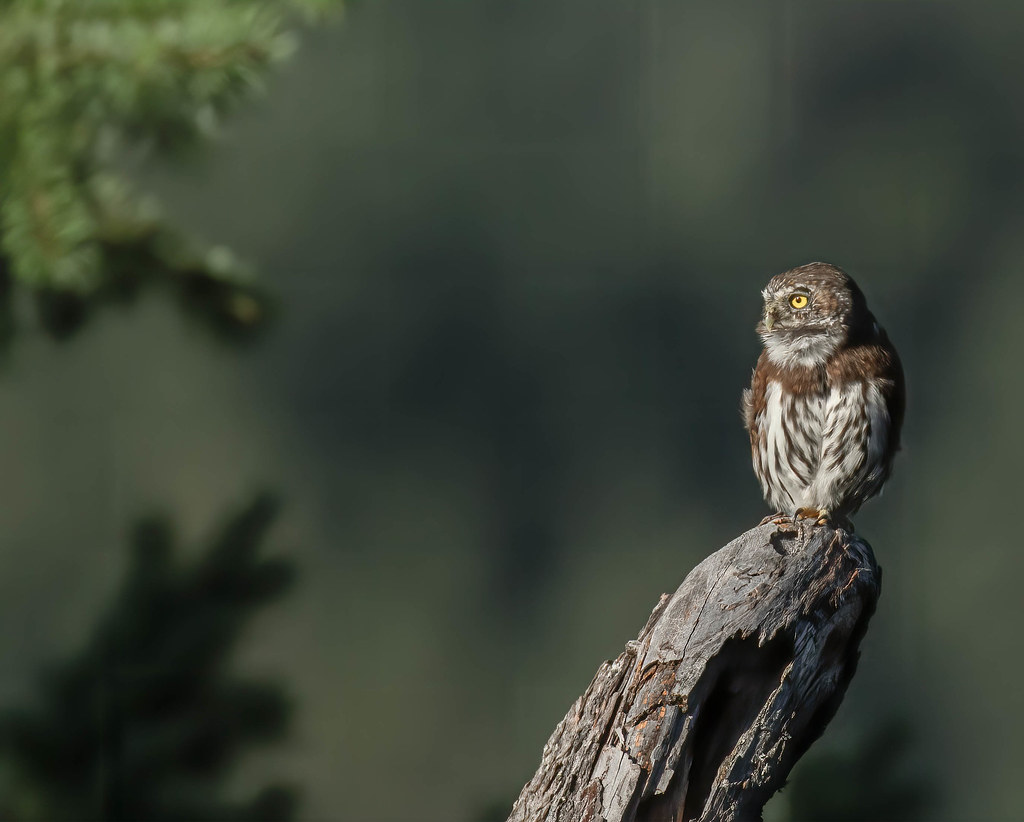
<box><xmin>7</xmin><ymin>1</ymin><xmax>1023</xmax><ymax>818</ymax></box>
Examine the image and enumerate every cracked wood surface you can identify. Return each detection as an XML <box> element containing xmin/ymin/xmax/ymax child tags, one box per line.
<box><xmin>507</xmin><ymin>521</ymin><xmax>880</xmax><ymax>822</ymax></box>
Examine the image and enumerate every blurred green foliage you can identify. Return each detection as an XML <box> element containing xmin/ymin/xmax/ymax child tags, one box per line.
<box><xmin>0</xmin><ymin>0</ymin><xmax>341</xmax><ymax>341</ymax></box>
<box><xmin>0</xmin><ymin>495</ymin><xmax>296</xmax><ymax>821</ymax></box>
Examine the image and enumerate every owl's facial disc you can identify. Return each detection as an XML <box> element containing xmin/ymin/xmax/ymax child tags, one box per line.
<box><xmin>758</xmin><ymin>284</ymin><xmax>844</xmax><ymax>368</ymax></box>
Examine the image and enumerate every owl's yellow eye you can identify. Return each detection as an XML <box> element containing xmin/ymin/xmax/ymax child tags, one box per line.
<box><xmin>789</xmin><ymin>294</ymin><xmax>809</xmax><ymax>309</ymax></box>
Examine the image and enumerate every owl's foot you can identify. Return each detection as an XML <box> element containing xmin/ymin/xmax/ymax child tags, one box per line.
<box><xmin>761</xmin><ymin>512</ymin><xmax>801</xmax><ymax>545</ymax></box>
<box><xmin>759</xmin><ymin>512</ymin><xmax>790</xmax><ymax>526</ymax></box>
<box><xmin>794</xmin><ymin>507</ymin><xmax>832</xmax><ymax>526</ymax></box>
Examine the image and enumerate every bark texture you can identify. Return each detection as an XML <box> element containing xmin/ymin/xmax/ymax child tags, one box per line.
<box><xmin>507</xmin><ymin>520</ymin><xmax>881</xmax><ymax>822</ymax></box>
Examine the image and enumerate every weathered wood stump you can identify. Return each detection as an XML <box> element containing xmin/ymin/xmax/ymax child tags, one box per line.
<box><xmin>508</xmin><ymin>520</ymin><xmax>881</xmax><ymax>822</ymax></box>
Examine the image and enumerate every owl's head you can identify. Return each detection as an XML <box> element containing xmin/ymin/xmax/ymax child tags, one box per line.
<box><xmin>757</xmin><ymin>262</ymin><xmax>871</xmax><ymax>368</ymax></box>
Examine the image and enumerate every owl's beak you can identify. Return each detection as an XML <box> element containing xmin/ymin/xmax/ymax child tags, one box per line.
<box><xmin>762</xmin><ymin>304</ymin><xmax>777</xmax><ymax>332</ymax></box>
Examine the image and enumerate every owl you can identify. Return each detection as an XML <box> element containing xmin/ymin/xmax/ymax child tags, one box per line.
<box><xmin>742</xmin><ymin>262</ymin><xmax>905</xmax><ymax>522</ymax></box>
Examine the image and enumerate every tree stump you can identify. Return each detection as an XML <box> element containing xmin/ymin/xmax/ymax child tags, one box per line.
<box><xmin>507</xmin><ymin>520</ymin><xmax>881</xmax><ymax>822</ymax></box>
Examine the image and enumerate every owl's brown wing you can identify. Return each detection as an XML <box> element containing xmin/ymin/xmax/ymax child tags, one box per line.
<box><xmin>743</xmin><ymin>352</ymin><xmax>785</xmax><ymax>510</ymax></box>
<box><xmin>821</xmin><ymin>336</ymin><xmax>904</xmax><ymax>513</ymax></box>
<box><xmin>741</xmin><ymin>387</ymin><xmax>754</xmax><ymax>432</ymax></box>
<box><xmin>742</xmin><ymin>351</ymin><xmax>770</xmax><ymax>436</ymax></box>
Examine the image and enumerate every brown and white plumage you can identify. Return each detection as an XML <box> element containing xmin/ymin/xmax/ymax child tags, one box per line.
<box><xmin>742</xmin><ymin>262</ymin><xmax>905</xmax><ymax>520</ymax></box>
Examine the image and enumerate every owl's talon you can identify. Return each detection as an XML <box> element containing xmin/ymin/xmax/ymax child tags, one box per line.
<box><xmin>759</xmin><ymin>512</ymin><xmax>789</xmax><ymax>526</ymax></box>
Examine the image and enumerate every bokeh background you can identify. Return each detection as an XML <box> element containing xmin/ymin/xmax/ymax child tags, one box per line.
<box><xmin>1</xmin><ymin>0</ymin><xmax>1022</xmax><ymax>819</ymax></box>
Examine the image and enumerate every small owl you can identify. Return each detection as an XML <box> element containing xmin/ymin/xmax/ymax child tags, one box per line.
<box><xmin>742</xmin><ymin>262</ymin><xmax>905</xmax><ymax>522</ymax></box>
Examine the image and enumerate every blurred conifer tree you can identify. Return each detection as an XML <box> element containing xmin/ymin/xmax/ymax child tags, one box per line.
<box><xmin>0</xmin><ymin>494</ymin><xmax>298</xmax><ymax>821</ymax></box>
<box><xmin>0</xmin><ymin>0</ymin><xmax>341</xmax><ymax>342</ymax></box>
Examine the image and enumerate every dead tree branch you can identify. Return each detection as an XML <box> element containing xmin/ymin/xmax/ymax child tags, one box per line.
<box><xmin>508</xmin><ymin>520</ymin><xmax>881</xmax><ymax>822</ymax></box>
